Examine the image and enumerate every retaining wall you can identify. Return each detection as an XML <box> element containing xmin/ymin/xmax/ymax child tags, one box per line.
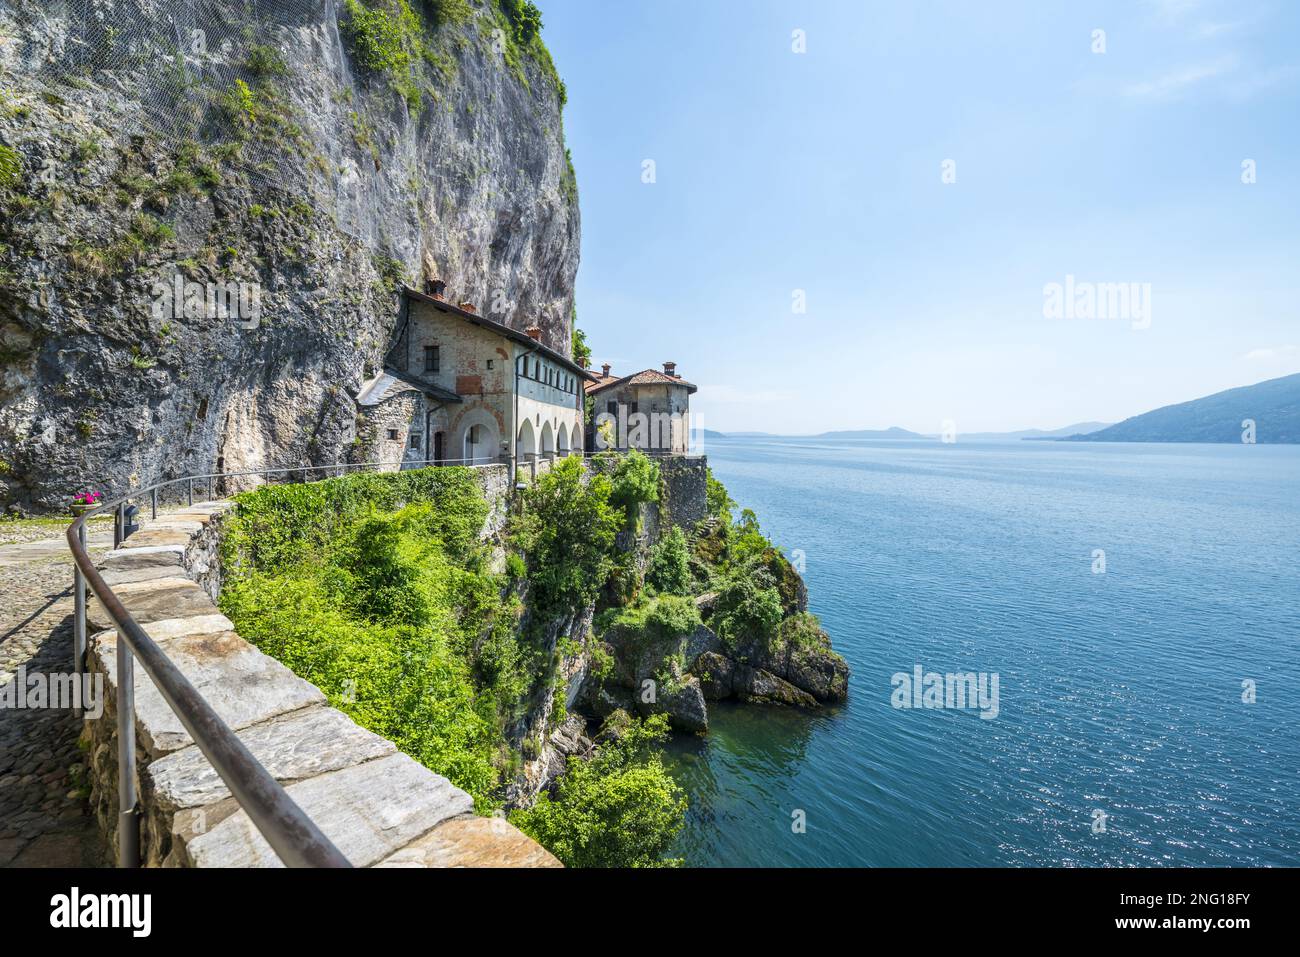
<box><xmin>80</xmin><ymin>471</ymin><xmax>557</xmax><ymax>868</ymax></box>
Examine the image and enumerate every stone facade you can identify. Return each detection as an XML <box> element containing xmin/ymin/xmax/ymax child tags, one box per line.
<box><xmin>360</xmin><ymin>290</ymin><xmax>588</xmax><ymax>477</ymax></box>
<box><xmin>585</xmin><ymin>364</ymin><xmax>696</xmax><ymax>455</ymax></box>
<box><xmin>79</xmin><ymin>486</ymin><xmax>558</xmax><ymax>868</ymax></box>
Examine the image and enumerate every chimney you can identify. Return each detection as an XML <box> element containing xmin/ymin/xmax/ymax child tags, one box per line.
<box><xmin>525</xmin><ymin>325</ymin><xmax>542</xmax><ymax>341</ymax></box>
<box><xmin>458</xmin><ymin>301</ymin><xmax>477</xmax><ymax>314</ymax></box>
<box><xmin>424</xmin><ymin>278</ymin><xmax>447</xmax><ymax>300</ymax></box>
<box><xmin>601</xmin><ymin>363</ymin><xmax>611</xmax><ymax>377</ymax></box>
<box><xmin>663</xmin><ymin>361</ymin><xmax>677</xmax><ymax>377</ymax></box>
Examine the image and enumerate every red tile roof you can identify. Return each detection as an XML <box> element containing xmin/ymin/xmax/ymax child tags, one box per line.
<box><xmin>585</xmin><ymin>368</ymin><xmax>697</xmax><ymax>395</ymax></box>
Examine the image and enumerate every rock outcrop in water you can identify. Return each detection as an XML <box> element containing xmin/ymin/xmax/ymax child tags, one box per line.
<box><xmin>0</xmin><ymin>0</ymin><xmax>578</xmax><ymax>512</ymax></box>
<box><xmin>580</xmin><ymin>512</ymin><xmax>850</xmax><ymax>734</ymax></box>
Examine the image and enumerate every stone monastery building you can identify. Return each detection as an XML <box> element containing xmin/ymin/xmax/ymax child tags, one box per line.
<box><xmin>358</xmin><ymin>283</ymin><xmax>694</xmax><ymax>476</ymax></box>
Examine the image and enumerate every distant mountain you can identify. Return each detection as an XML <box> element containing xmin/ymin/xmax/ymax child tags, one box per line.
<box><xmin>961</xmin><ymin>422</ymin><xmax>1112</xmax><ymax>441</ymax></box>
<box><xmin>701</xmin><ymin>430</ymin><xmax>774</xmax><ymax>438</ymax></box>
<box><xmin>813</xmin><ymin>426</ymin><xmax>928</xmax><ymax>440</ymax></box>
<box><xmin>1066</xmin><ymin>373</ymin><xmax>1300</xmax><ymax>444</ymax></box>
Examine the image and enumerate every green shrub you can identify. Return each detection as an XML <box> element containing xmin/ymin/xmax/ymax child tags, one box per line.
<box><xmin>712</xmin><ymin>568</ymin><xmax>783</xmax><ymax>654</ymax></box>
<box><xmin>646</xmin><ymin>593</ymin><xmax>701</xmax><ymax>637</ymax></box>
<box><xmin>512</xmin><ymin>456</ymin><xmax>621</xmax><ymax>624</ymax></box>
<box><xmin>499</xmin><ymin>0</ymin><xmax>544</xmax><ymax>43</ymax></box>
<box><xmin>0</xmin><ymin>144</ymin><xmax>24</xmax><ymax>189</ymax></box>
<box><xmin>777</xmin><ymin>611</ymin><xmax>826</xmax><ymax>652</ymax></box>
<box><xmin>511</xmin><ymin>714</ymin><xmax>686</xmax><ymax>867</ymax></box>
<box><xmin>646</xmin><ymin>525</ymin><xmax>691</xmax><ymax>595</ymax></box>
<box><xmin>570</xmin><ymin>324</ymin><xmax>590</xmax><ymax>369</ymax></box>
<box><xmin>244</xmin><ymin>44</ymin><xmax>289</xmax><ymax>80</ymax></box>
<box><xmin>219</xmin><ymin>467</ymin><xmax>514</xmax><ymax>808</ymax></box>
<box><xmin>598</xmin><ymin>594</ymin><xmax>700</xmax><ymax>648</ymax></box>
<box><xmin>342</xmin><ymin>0</ymin><xmax>420</xmax><ymax>74</ymax></box>
<box><xmin>221</xmin><ymin>569</ymin><xmax>500</xmax><ymax>803</ymax></box>
<box><xmin>603</xmin><ymin>449</ymin><xmax>660</xmax><ymax>526</ymax></box>
<box><xmin>704</xmin><ymin>468</ymin><xmax>734</xmax><ymax>525</ymax></box>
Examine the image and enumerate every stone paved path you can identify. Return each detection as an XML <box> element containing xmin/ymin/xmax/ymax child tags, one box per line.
<box><xmin>0</xmin><ymin>531</ymin><xmax>112</xmax><ymax>868</ymax></box>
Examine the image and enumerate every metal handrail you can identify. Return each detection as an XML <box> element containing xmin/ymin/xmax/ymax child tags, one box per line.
<box><xmin>66</xmin><ymin>456</ymin><xmax>501</xmax><ymax>867</ymax></box>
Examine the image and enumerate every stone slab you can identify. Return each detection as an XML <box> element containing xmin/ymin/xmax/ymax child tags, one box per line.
<box><xmin>99</xmin><ymin>564</ymin><xmax>193</xmax><ymax>587</ymax></box>
<box><xmin>165</xmin><ymin>512</ymin><xmax>216</xmax><ymax>525</ymax></box>
<box><xmin>147</xmin><ymin>706</ymin><xmax>396</xmax><ymax>811</ymax></box>
<box><xmin>91</xmin><ymin>628</ymin><xmax>326</xmax><ymax>756</ymax></box>
<box><xmin>375</xmin><ymin>817</ymin><xmax>561</xmax><ymax>868</ymax></box>
<box><xmin>88</xmin><ymin>579</ymin><xmax>217</xmax><ymax>631</ymax></box>
<box><xmin>183</xmin><ymin>752</ymin><xmax>475</xmax><ymax>867</ymax></box>
<box><xmin>126</xmin><ymin>529</ymin><xmax>196</xmax><ymax>547</ymax></box>
<box><xmin>105</xmin><ymin>576</ymin><xmax>196</xmax><ymax>596</ymax></box>
<box><xmin>100</xmin><ymin>546</ymin><xmax>185</xmax><ymax>573</ymax></box>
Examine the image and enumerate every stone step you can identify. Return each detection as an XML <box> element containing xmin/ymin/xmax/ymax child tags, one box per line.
<box><xmin>89</xmin><ymin>628</ymin><xmax>325</xmax><ymax>756</ymax></box>
<box><xmin>88</xmin><ymin>577</ymin><xmax>217</xmax><ymax>633</ymax></box>
<box><xmin>376</xmin><ymin>817</ymin><xmax>561</xmax><ymax>868</ymax></box>
<box><xmin>146</xmin><ymin>705</ymin><xmax>397</xmax><ymax>814</ymax></box>
<box><xmin>183</xmin><ymin>752</ymin><xmax>476</xmax><ymax>867</ymax></box>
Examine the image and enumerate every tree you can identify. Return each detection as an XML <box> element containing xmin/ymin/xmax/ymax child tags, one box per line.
<box><xmin>511</xmin><ymin>714</ymin><xmax>686</xmax><ymax>867</ymax></box>
<box><xmin>713</xmin><ymin>567</ymin><xmax>783</xmax><ymax>653</ymax></box>
<box><xmin>603</xmin><ymin>449</ymin><xmax>660</xmax><ymax>526</ymax></box>
<box><xmin>513</xmin><ymin>456</ymin><xmax>621</xmax><ymax>620</ymax></box>
<box><xmin>571</xmin><ymin>323</ymin><xmax>591</xmax><ymax>369</ymax></box>
<box><xmin>646</xmin><ymin>525</ymin><xmax>691</xmax><ymax>595</ymax></box>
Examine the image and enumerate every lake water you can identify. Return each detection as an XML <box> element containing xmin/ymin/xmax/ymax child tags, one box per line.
<box><xmin>662</xmin><ymin>437</ymin><xmax>1300</xmax><ymax>866</ymax></box>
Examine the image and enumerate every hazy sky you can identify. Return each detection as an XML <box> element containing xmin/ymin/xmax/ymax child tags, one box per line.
<box><xmin>543</xmin><ymin>0</ymin><xmax>1299</xmax><ymax>434</ymax></box>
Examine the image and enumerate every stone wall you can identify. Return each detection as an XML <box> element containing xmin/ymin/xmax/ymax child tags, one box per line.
<box><xmin>80</xmin><ymin>493</ymin><xmax>557</xmax><ymax>868</ymax></box>
<box><xmin>657</xmin><ymin>457</ymin><xmax>709</xmax><ymax>531</ymax></box>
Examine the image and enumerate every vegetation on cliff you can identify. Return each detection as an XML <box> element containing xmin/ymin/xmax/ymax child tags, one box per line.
<box><xmin>219</xmin><ymin>468</ymin><xmax>525</xmax><ymax>809</ymax></box>
<box><xmin>220</xmin><ymin>458</ymin><xmax>688</xmax><ymax>865</ymax></box>
<box><xmin>511</xmin><ymin>713</ymin><xmax>685</xmax><ymax>868</ymax></box>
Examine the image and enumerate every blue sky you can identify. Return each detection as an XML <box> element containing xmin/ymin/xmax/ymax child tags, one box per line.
<box><xmin>543</xmin><ymin>0</ymin><xmax>1299</xmax><ymax>434</ymax></box>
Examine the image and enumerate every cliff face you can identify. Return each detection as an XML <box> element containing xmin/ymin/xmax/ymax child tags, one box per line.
<box><xmin>0</xmin><ymin>0</ymin><xmax>579</xmax><ymax>511</ymax></box>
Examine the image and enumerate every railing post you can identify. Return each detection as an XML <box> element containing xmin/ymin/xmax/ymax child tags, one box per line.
<box><xmin>113</xmin><ymin>501</ymin><xmax>124</xmax><ymax>548</ymax></box>
<box><xmin>73</xmin><ymin>524</ymin><xmax>86</xmax><ymax>692</ymax></box>
<box><xmin>150</xmin><ymin>488</ymin><xmax>158</xmax><ymax>520</ymax></box>
<box><xmin>187</xmin><ymin>478</ymin><xmax>194</xmax><ymax>506</ymax></box>
<box><xmin>116</xmin><ymin>638</ymin><xmax>140</xmax><ymax>867</ymax></box>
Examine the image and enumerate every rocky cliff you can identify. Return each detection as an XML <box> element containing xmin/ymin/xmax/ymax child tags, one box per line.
<box><xmin>0</xmin><ymin>0</ymin><xmax>579</xmax><ymax>512</ymax></box>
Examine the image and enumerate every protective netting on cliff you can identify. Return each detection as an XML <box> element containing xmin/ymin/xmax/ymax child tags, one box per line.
<box><xmin>10</xmin><ymin>0</ymin><xmax>351</xmax><ymax>206</ymax></box>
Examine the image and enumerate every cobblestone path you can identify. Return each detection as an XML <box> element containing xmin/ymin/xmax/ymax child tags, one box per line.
<box><xmin>0</xmin><ymin>532</ymin><xmax>112</xmax><ymax>867</ymax></box>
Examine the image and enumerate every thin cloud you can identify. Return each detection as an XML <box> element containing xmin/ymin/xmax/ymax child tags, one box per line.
<box><xmin>1123</xmin><ymin>56</ymin><xmax>1238</xmax><ymax>98</ymax></box>
<box><xmin>1241</xmin><ymin>345</ymin><xmax>1298</xmax><ymax>361</ymax></box>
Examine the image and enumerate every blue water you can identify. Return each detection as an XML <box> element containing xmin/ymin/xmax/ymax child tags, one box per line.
<box><xmin>663</xmin><ymin>437</ymin><xmax>1300</xmax><ymax>866</ymax></box>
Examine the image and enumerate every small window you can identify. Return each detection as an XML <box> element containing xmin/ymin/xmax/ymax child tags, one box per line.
<box><xmin>606</xmin><ymin>400</ymin><xmax>617</xmax><ymax>416</ymax></box>
<box><xmin>409</xmin><ymin>434</ymin><xmax>421</xmax><ymax>449</ymax></box>
<box><xmin>629</xmin><ymin>402</ymin><xmax>639</xmax><ymax>415</ymax></box>
<box><xmin>424</xmin><ymin>345</ymin><xmax>440</xmax><ymax>374</ymax></box>
<box><xmin>467</xmin><ymin>425</ymin><xmax>479</xmax><ymax>445</ymax></box>
<box><xmin>486</xmin><ymin>359</ymin><xmax>494</xmax><ymax>370</ymax></box>
<box><xmin>387</xmin><ymin>429</ymin><xmax>399</xmax><ymax>441</ymax></box>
